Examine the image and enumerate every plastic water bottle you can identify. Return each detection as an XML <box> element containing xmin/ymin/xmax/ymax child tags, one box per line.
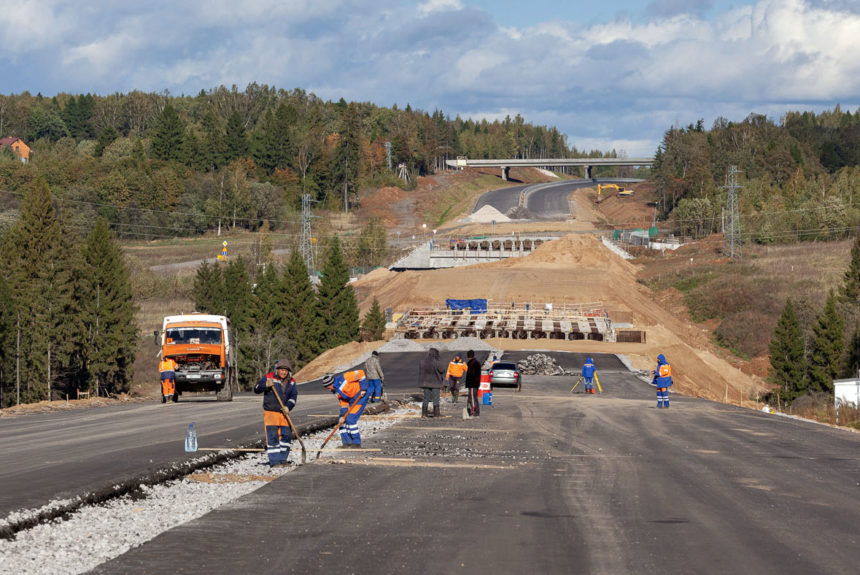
<box><xmin>185</xmin><ymin>423</ymin><xmax>198</xmax><ymax>452</ymax></box>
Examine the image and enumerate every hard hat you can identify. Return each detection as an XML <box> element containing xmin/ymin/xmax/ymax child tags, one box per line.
<box><xmin>322</xmin><ymin>374</ymin><xmax>334</xmax><ymax>386</ymax></box>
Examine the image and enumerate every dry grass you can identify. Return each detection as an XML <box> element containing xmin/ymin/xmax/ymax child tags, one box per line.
<box><xmin>787</xmin><ymin>393</ymin><xmax>860</xmax><ymax>430</ymax></box>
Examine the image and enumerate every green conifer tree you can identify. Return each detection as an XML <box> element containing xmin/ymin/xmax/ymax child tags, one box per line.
<box><xmin>81</xmin><ymin>218</ymin><xmax>138</xmax><ymax>396</ymax></box>
<box><xmin>223</xmin><ymin>257</ymin><xmax>252</xmax><ymax>334</ymax></box>
<box><xmin>282</xmin><ymin>249</ymin><xmax>323</xmax><ymax>367</ymax></box>
<box><xmin>150</xmin><ymin>105</ymin><xmax>184</xmax><ymax>162</ymax></box>
<box><xmin>225</xmin><ymin>111</ymin><xmax>249</xmax><ymax>162</ymax></box>
<box><xmin>332</xmin><ymin>103</ymin><xmax>362</xmax><ymax>211</ymax></box>
<box><xmin>843</xmin><ymin>321</ymin><xmax>860</xmax><ymax>379</ymax></box>
<box><xmin>840</xmin><ymin>235</ymin><xmax>860</xmax><ymax>304</ymax></box>
<box><xmin>192</xmin><ymin>260</ymin><xmax>225</xmax><ymax>314</ymax></box>
<box><xmin>768</xmin><ymin>299</ymin><xmax>806</xmax><ymax>402</ymax></box>
<box><xmin>360</xmin><ymin>297</ymin><xmax>386</xmax><ymax>342</ymax></box>
<box><xmin>0</xmin><ymin>275</ymin><xmax>16</xmax><ymax>407</ymax></box>
<box><xmin>807</xmin><ymin>290</ymin><xmax>845</xmax><ymax>393</ymax></box>
<box><xmin>317</xmin><ymin>237</ymin><xmax>359</xmax><ymax>348</ymax></box>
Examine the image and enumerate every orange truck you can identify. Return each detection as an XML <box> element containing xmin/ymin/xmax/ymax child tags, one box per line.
<box><xmin>160</xmin><ymin>314</ymin><xmax>236</xmax><ymax>401</ymax></box>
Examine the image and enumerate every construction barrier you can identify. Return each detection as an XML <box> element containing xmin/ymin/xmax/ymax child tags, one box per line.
<box><xmin>479</xmin><ymin>373</ymin><xmax>492</xmax><ymax>405</ymax></box>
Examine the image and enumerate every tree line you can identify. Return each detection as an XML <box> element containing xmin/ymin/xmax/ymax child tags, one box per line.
<box><xmin>0</xmin><ymin>86</ymin><xmax>623</xmax><ymax>246</ymax></box>
<box><xmin>768</xmin><ymin>235</ymin><xmax>860</xmax><ymax>404</ymax></box>
<box><xmin>652</xmin><ymin>108</ymin><xmax>860</xmax><ymax>243</ymax></box>
<box><xmin>191</xmin><ymin>238</ymin><xmax>385</xmax><ymax>387</ymax></box>
<box><xmin>0</xmin><ymin>180</ymin><xmax>137</xmax><ymax>406</ymax></box>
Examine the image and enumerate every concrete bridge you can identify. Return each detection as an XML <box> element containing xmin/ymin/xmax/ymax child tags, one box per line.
<box><xmin>446</xmin><ymin>157</ymin><xmax>654</xmax><ymax>181</ymax></box>
<box><xmin>389</xmin><ymin>233</ymin><xmax>564</xmax><ymax>270</ymax></box>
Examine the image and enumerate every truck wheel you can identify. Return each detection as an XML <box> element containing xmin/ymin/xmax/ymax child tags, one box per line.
<box><xmin>216</xmin><ymin>381</ymin><xmax>233</xmax><ymax>402</ymax></box>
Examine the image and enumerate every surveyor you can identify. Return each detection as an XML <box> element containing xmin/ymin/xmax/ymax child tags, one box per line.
<box><xmin>158</xmin><ymin>356</ymin><xmax>178</xmax><ymax>403</ymax></box>
<box><xmin>446</xmin><ymin>354</ymin><xmax>467</xmax><ymax>403</ymax></box>
<box><xmin>364</xmin><ymin>350</ymin><xmax>385</xmax><ymax>403</ymax></box>
<box><xmin>581</xmin><ymin>356</ymin><xmax>597</xmax><ymax>394</ymax></box>
<box><xmin>253</xmin><ymin>359</ymin><xmax>298</xmax><ymax>466</ymax></box>
<box><xmin>322</xmin><ymin>369</ymin><xmax>368</xmax><ymax>448</ymax></box>
<box><xmin>651</xmin><ymin>354</ymin><xmax>673</xmax><ymax>408</ymax></box>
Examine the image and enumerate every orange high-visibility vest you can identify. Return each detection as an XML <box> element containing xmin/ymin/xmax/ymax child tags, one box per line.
<box><xmin>159</xmin><ymin>359</ymin><xmax>177</xmax><ymax>373</ymax></box>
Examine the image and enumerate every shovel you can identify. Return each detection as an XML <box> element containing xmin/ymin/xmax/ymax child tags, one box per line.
<box><xmin>316</xmin><ymin>394</ymin><xmax>361</xmax><ymax>459</ymax></box>
<box><xmin>271</xmin><ymin>383</ymin><xmax>307</xmax><ymax>464</ymax></box>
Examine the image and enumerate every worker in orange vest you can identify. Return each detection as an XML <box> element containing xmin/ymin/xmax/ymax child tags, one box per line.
<box><xmin>322</xmin><ymin>369</ymin><xmax>368</xmax><ymax>448</ymax></box>
<box><xmin>446</xmin><ymin>354</ymin><xmax>467</xmax><ymax>403</ymax></box>
<box><xmin>159</xmin><ymin>357</ymin><xmax>178</xmax><ymax>403</ymax></box>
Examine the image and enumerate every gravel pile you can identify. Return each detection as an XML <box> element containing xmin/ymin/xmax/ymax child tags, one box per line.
<box><xmin>516</xmin><ymin>353</ymin><xmax>573</xmax><ymax>376</ymax></box>
<box><xmin>461</xmin><ymin>205</ymin><xmax>510</xmax><ymax>223</ymax></box>
<box><xmin>0</xmin><ymin>408</ymin><xmax>406</xmax><ymax>575</ymax></box>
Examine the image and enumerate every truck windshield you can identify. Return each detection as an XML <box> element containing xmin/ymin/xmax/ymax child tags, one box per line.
<box><xmin>165</xmin><ymin>327</ymin><xmax>222</xmax><ymax>345</ymax></box>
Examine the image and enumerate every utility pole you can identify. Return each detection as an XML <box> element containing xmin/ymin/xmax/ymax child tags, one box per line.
<box><xmin>385</xmin><ymin>141</ymin><xmax>392</xmax><ymax>171</ymax></box>
<box><xmin>300</xmin><ymin>194</ymin><xmax>316</xmax><ymax>276</ymax></box>
<box><xmin>723</xmin><ymin>166</ymin><xmax>742</xmax><ymax>259</ymax></box>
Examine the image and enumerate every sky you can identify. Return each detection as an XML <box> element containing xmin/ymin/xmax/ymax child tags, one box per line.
<box><xmin>1</xmin><ymin>0</ymin><xmax>859</xmax><ymax>157</ymax></box>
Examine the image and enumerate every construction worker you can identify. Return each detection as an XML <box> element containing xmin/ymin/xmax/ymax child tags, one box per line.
<box><xmin>581</xmin><ymin>356</ymin><xmax>596</xmax><ymax>394</ymax></box>
<box><xmin>465</xmin><ymin>350</ymin><xmax>482</xmax><ymax>417</ymax></box>
<box><xmin>446</xmin><ymin>354</ymin><xmax>467</xmax><ymax>403</ymax></box>
<box><xmin>364</xmin><ymin>350</ymin><xmax>385</xmax><ymax>403</ymax></box>
<box><xmin>253</xmin><ymin>359</ymin><xmax>298</xmax><ymax>466</ymax></box>
<box><xmin>158</xmin><ymin>356</ymin><xmax>178</xmax><ymax>403</ymax></box>
<box><xmin>419</xmin><ymin>347</ymin><xmax>445</xmax><ymax>418</ymax></box>
<box><xmin>322</xmin><ymin>369</ymin><xmax>368</xmax><ymax>448</ymax></box>
<box><xmin>651</xmin><ymin>353</ymin><xmax>673</xmax><ymax>408</ymax></box>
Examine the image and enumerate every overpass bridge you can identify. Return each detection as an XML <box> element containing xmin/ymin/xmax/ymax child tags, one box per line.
<box><xmin>446</xmin><ymin>157</ymin><xmax>654</xmax><ymax>181</ymax></box>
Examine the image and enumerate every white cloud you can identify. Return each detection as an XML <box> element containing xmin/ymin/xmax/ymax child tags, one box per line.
<box><xmin>0</xmin><ymin>1</ymin><xmax>858</xmax><ymax>156</ymax></box>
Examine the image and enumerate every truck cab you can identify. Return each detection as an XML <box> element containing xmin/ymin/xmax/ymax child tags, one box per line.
<box><xmin>161</xmin><ymin>314</ymin><xmax>236</xmax><ymax>401</ymax></box>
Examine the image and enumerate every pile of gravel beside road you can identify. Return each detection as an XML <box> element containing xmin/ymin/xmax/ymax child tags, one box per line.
<box><xmin>0</xmin><ymin>407</ymin><xmax>407</xmax><ymax>575</ymax></box>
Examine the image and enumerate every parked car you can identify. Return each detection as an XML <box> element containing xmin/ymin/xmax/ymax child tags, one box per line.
<box><xmin>489</xmin><ymin>362</ymin><xmax>521</xmax><ymax>392</ymax></box>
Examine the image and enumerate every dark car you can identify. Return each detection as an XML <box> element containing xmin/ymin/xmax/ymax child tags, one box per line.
<box><xmin>489</xmin><ymin>362</ymin><xmax>521</xmax><ymax>392</ymax></box>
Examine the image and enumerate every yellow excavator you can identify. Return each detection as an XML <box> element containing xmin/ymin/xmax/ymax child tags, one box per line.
<box><xmin>597</xmin><ymin>183</ymin><xmax>633</xmax><ymax>197</ymax></box>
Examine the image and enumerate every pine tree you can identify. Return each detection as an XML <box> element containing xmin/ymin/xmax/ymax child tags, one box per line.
<box><xmin>0</xmin><ymin>275</ymin><xmax>16</xmax><ymax>407</ymax></box>
<box><xmin>768</xmin><ymin>299</ymin><xmax>806</xmax><ymax>402</ymax></box>
<box><xmin>2</xmin><ymin>180</ymin><xmax>76</xmax><ymax>401</ymax></box>
<box><xmin>81</xmin><ymin>218</ymin><xmax>138</xmax><ymax>396</ymax></box>
<box><xmin>225</xmin><ymin>111</ymin><xmax>249</xmax><ymax>162</ymax></box>
<box><xmin>317</xmin><ymin>237</ymin><xmax>359</xmax><ymax>348</ymax></box>
<box><xmin>843</xmin><ymin>321</ymin><xmax>860</xmax><ymax>379</ymax></box>
<box><xmin>245</xmin><ymin>263</ymin><xmax>292</xmax><ymax>383</ymax></box>
<box><xmin>332</xmin><ymin>103</ymin><xmax>362</xmax><ymax>211</ymax></box>
<box><xmin>360</xmin><ymin>297</ymin><xmax>386</xmax><ymax>342</ymax></box>
<box><xmin>282</xmin><ymin>249</ymin><xmax>323</xmax><ymax>367</ymax></box>
<box><xmin>840</xmin><ymin>235</ymin><xmax>860</xmax><ymax>304</ymax></box>
<box><xmin>150</xmin><ymin>105</ymin><xmax>184</xmax><ymax>162</ymax></box>
<box><xmin>192</xmin><ymin>261</ymin><xmax>225</xmax><ymax>314</ymax></box>
<box><xmin>807</xmin><ymin>290</ymin><xmax>845</xmax><ymax>393</ymax></box>
<box><xmin>223</xmin><ymin>258</ymin><xmax>252</xmax><ymax>334</ymax></box>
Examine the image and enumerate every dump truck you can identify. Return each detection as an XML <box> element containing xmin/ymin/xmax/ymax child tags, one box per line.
<box><xmin>160</xmin><ymin>313</ymin><xmax>236</xmax><ymax>401</ymax></box>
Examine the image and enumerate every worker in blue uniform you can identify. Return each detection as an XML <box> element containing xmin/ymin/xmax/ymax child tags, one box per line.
<box><xmin>254</xmin><ymin>360</ymin><xmax>298</xmax><ymax>466</ymax></box>
<box><xmin>651</xmin><ymin>354</ymin><xmax>673</xmax><ymax>408</ymax></box>
<box><xmin>323</xmin><ymin>370</ymin><xmax>368</xmax><ymax>448</ymax></box>
<box><xmin>581</xmin><ymin>356</ymin><xmax>596</xmax><ymax>394</ymax></box>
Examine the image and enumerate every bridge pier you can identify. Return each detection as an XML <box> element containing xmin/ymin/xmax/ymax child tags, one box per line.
<box><xmin>501</xmin><ymin>166</ymin><xmax>510</xmax><ymax>181</ymax></box>
<box><xmin>586</xmin><ymin>165</ymin><xmax>593</xmax><ymax>180</ymax></box>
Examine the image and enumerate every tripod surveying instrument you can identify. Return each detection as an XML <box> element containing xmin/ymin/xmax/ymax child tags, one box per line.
<box><xmin>570</xmin><ymin>374</ymin><xmax>602</xmax><ymax>394</ymax></box>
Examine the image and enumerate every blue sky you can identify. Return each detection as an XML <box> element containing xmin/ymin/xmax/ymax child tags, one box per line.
<box><xmin>1</xmin><ymin>0</ymin><xmax>858</xmax><ymax>156</ymax></box>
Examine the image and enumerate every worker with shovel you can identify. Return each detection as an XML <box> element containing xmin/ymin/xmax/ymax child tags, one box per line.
<box><xmin>254</xmin><ymin>359</ymin><xmax>298</xmax><ymax>466</ymax></box>
<box><xmin>322</xmin><ymin>370</ymin><xmax>368</xmax><ymax>448</ymax></box>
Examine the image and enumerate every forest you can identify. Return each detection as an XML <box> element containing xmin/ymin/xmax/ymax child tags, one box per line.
<box><xmin>652</xmin><ymin>108</ymin><xmax>860</xmax><ymax>243</ymax></box>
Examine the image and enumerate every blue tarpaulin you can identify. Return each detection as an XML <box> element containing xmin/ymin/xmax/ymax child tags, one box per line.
<box><xmin>445</xmin><ymin>299</ymin><xmax>488</xmax><ymax>313</ymax></box>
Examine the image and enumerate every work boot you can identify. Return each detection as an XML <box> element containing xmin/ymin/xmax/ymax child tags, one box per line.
<box><xmin>421</xmin><ymin>405</ymin><xmax>429</xmax><ymax>418</ymax></box>
<box><xmin>452</xmin><ymin>391</ymin><xmax>459</xmax><ymax>403</ymax></box>
<box><xmin>433</xmin><ymin>405</ymin><xmax>441</xmax><ymax>418</ymax></box>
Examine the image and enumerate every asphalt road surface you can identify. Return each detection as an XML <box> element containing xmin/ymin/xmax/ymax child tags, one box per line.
<box><xmin>474</xmin><ymin>179</ymin><xmax>624</xmax><ymax>220</ymax></box>
<box><xmin>0</xmin><ymin>350</ymin><xmax>488</xmax><ymax>519</ymax></box>
<box><xmin>6</xmin><ymin>352</ymin><xmax>860</xmax><ymax>573</ymax></box>
<box><xmin>89</xmin><ymin>357</ymin><xmax>860</xmax><ymax>574</ymax></box>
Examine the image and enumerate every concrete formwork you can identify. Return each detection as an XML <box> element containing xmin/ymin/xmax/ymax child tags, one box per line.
<box><xmin>394</xmin><ymin>302</ymin><xmax>620</xmax><ymax>342</ymax></box>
